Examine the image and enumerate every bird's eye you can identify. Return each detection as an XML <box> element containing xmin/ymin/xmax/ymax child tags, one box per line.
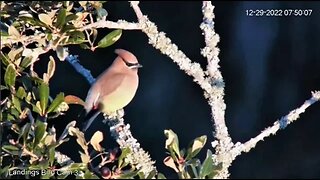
<box><xmin>122</xmin><ymin>59</ymin><xmax>140</xmax><ymax>67</ymax></box>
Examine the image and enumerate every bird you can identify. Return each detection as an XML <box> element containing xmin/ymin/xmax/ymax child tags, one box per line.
<box><xmin>81</xmin><ymin>49</ymin><xmax>143</xmax><ymax>132</ymax></box>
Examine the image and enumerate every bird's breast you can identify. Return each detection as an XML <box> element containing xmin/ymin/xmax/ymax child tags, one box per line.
<box><xmin>100</xmin><ymin>75</ymin><xmax>139</xmax><ymax>114</ymax></box>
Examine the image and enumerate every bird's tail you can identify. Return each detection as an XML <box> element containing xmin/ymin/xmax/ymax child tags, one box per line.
<box><xmin>82</xmin><ymin>110</ymin><xmax>101</xmax><ymax>132</ymax></box>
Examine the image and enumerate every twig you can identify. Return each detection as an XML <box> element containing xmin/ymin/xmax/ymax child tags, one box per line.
<box><xmin>231</xmin><ymin>91</ymin><xmax>320</xmax><ymax>157</ymax></box>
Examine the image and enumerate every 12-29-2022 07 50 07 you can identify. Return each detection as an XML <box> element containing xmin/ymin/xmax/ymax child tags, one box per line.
<box><xmin>245</xmin><ymin>9</ymin><xmax>313</xmax><ymax>17</ymax></box>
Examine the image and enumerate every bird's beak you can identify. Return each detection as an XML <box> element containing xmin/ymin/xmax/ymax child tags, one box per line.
<box><xmin>131</xmin><ymin>63</ymin><xmax>143</xmax><ymax>69</ymax></box>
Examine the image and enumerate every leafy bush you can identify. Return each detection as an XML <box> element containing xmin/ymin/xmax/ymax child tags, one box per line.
<box><xmin>0</xmin><ymin>1</ymin><xmax>221</xmax><ymax>179</ymax></box>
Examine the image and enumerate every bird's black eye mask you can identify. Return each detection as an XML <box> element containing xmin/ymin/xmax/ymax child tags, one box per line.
<box><xmin>122</xmin><ymin>58</ymin><xmax>142</xmax><ymax>68</ymax></box>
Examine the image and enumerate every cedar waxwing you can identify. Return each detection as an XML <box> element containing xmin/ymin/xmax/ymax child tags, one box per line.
<box><xmin>82</xmin><ymin>49</ymin><xmax>142</xmax><ymax>132</ymax></box>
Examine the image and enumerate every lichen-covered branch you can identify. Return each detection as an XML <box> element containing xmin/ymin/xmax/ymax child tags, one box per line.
<box><xmin>200</xmin><ymin>1</ymin><xmax>232</xmax><ymax>178</ymax></box>
<box><xmin>55</xmin><ymin>150</ymin><xmax>74</xmax><ymax>167</ymax></box>
<box><xmin>130</xmin><ymin>1</ymin><xmax>212</xmax><ymax>95</ymax></box>
<box><xmin>106</xmin><ymin>112</ymin><xmax>156</xmax><ymax>176</ymax></box>
<box><xmin>1</xmin><ymin>34</ymin><xmax>46</xmax><ymax>47</ymax></box>
<box><xmin>127</xmin><ymin>2</ymin><xmax>320</xmax><ymax>179</ymax></box>
<box><xmin>129</xmin><ymin>1</ymin><xmax>233</xmax><ymax>177</ymax></box>
<box><xmin>230</xmin><ymin>91</ymin><xmax>320</xmax><ymax>157</ymax></box>
<box><xmin>80</xmin><ymin>19</ymin><xmax>141</xmax><ymax>31</ymax></box>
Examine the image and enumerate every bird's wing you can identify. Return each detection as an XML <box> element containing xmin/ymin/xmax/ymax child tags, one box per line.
<box><xmin>97</xmin><ymin>72</ymin><xmax>126</xmax><ymax>99</ymax></box>
<box><xmin>85</xmin><ymin>72</ymin><xmax>125</xmax><ymax>112</ymax></box>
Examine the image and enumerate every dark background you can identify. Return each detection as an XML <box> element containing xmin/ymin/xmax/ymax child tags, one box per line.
<box><xmin>33</xmin><ymin>1</ymin><xmax>320</xmax><ymax>179</ymax></box>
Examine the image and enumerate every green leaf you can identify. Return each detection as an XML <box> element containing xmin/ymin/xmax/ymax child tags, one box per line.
<box><xmin>5</xmin><ymin>64</ymin><xmax>16</xmax><ymax>87</ymax></box>
<box><xmin>56</xmin><ymin>8</ymin><xmax>67</xmax><ymax>29</ymax></box>
<box><xmin>33</xmin><ymin>120</ymin><xmax>47</xmax><ymax>148</ymax></box>
<box><xmin>118</xmin><ymin>170</ymin><xmax>139</xmax><ymax>179</ymax></box>
<box><xmin>32</xmin><ymin>101</ymin><xmax>41</xmax><ymax>114</ymax></box>
<box><xmin>47</xmin><ymin>33</ymin><xmax>53</xmax><ymax>41</ymax></box>
<box><xmin>79</xmin><ymin>43</ymin><xmax>90</xmax><ymax>49</ymax></box>
<box><xmin>2</xmin><ymin>145</ymin><xmax>20</xmax><ymax>155</ymax></box>
<box><xmin>118</xmin><ymin>147</ymin><xmax>131</xmax><ymax>169</ymax></box>
<box><xmin>12</xmin><ymin>96</ymin><xmax>22</xmax><ymax>113</ymax></box>
<box><xmin>96</xmin><ymin>7</ymin><xmax>108</xmax><ymax>20</ymax></box>
<box><xmin>137</xmin><ymin>172</ymin><xmax>145</xmax><ymax>179</ymax></box>
<box><xmin>68</xmin><ymin>30</ymin><xmax>85</xmax><ymax>39</ymax></box>
<box><xmin>16</xmin><ymin>86</ymin><xmax>27</xmax><ymax>99</ymax></box>
<box><xmin>56</xmin><ymin>45</ymin><xmax>68</xmax><ymax>61</ymax></box>
<box><xmin>90</xmin><ymin>131</ymin><xmax>103</xmax><ymax>152</ymax></box>
<box><xmin>92</xmin><ymin>29</ymin><xmax>98</xmax><ymax>43</ymax></box>
<box><xmin>65</xmin><ymin>14</ymin><xmax>78</xmax><ymax>22</ymax></box>
<box><xmin>146</xmin><ymin>169</ymin><xmax>157</xmax><ymax>179</ymax></box>
<box><xmin>68</xmin><ymin>127</ymin><xmax>88</xmax><ymax>154</ymax></box>
<box><xmin>157</xmin><ymin>173</ymin><xmax>167</xmax><ymax>179</ymax></box>
<box><xmin>186</xmin><ymin>135</ymin><xmax>207</xmax><ymax>161</ymax></box>
<box><xmin>1</xmin><ymin>85</ymin><xmax>8</xmax><ymax>90</ymax></box>
<box><xmin>5</xmin><ymin>113</ymin><xmax>15</xmax><ymax>121</ymax></box>
<box><xmin>39</xmin><ymin>13</ymin><xmax>52</xmax><ymax>26</ymax></box>
<box><xmin>39</xmin><ymin>159</ymin><xmax>50</xmax><ymax>169</ymax></box>
<box><xmin>46</xmin><ymin>145</ymin><xmax>55</xmax><ymax>167</ymax></box>
<box><xmin>80</xmin><ymin>151</ymin><xmax>90</xmax><ymax>164</ymax></box>
<box><xmin>20</xmin><ymin>56</ymin><xmax>32</xmax><ymax>69</ymax></box>
<box><xmin>47</xmin><ymin>92</ymin><xmax>64</xmax><ymax>113</ymax></box>
<box><xmin>8</xmin><ymin>47</ymin><xmax>23</xmax><ymax>61</ymax></box>
<box><xmin>199</xmin><ymin>149</ymin><xmax>214</xmax><ymax>179</ymax></box>
<box><xmin>164</xmin><ymin>129</ymin><xmax>181</xmax><ymax>158</ymax></box>
<box><xmin>30</xmin><ymin>76</ymin><xmax>44</xmax><ymax>84</ymax></box>
<box><xmin>10</xmin><ymin>108</ymin><xmax>20</xmax><ymax>118</ymax></box>
<box><xmin>207</xmin><ymin>163</ymin><xmax>222</xmax><ymax>179</ymax></box>
<box><xmin>39</xmin><ymin>82</ymin><xmax>49</xmax><ymax>115</ymax></box>
<box><xmin>0</xmin><ymin>165</ymin><xmax>10</xmax><ymax>177</ymax></box>
<box><xmin>47</xmin><ymin>56</ymin><xmax>56</xmax><ymax>79</ymax></box>
<box><xmin>83</xmin><ymin>170</ymin><xmax>99</xmax><ymax>179</ymax></box>
<box><xmin>18</xmin><ymin>16</ymin><xmax>42</xmax><ymax>27</ymax></box>
<box><xmin>97</xmin><ymin>29</ymin><xmax>122</xmax><ymax>48</ymax></box>
<box><xmin>66</xmin><ymin>31</ymin><xmax>86</xmax><ymax>45</ymax></box>
<box><xmin>0</xmin><ymin>52</ymin><xmax>10</xmax><ymax>66</ymax></box>
<box><xmin>8</xmin><ymin>25</ymin><xmax>20</xmax><ymax>37</ymax></box>
<box><xmin>19</xmin><ymin>123</ymin><xmax>31</xmax><ymax>145</ymax></box>
<box><xmin>20</xmin><ymin>75</ymin><xmax>33</xmax><ymax>91</ymax></box>
<box><xmin>67</xmin><ymin>37</ymin><xmax>87</xmax><ymax>45</ymax></box>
